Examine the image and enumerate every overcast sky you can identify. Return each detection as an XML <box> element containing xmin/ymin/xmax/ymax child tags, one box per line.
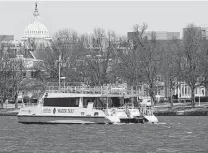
<box><xmin>0</xmin><ymin>1</ymin><xmax>207</xmax><ymax>40</ymax></box>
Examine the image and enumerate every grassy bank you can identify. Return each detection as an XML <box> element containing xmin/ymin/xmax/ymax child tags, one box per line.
<box><xmin>154</xmin><ymin>102</ymin><xmax>208</xmax><ymax>116</ymax></box>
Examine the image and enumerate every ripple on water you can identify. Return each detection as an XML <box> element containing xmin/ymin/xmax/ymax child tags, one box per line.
<box><xmin>0</xmin><ymin>116</ymin><xmax>208</xmax><ymax>152</ymax></box>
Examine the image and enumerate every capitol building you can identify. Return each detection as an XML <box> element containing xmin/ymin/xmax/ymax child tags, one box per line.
<box><xmin>0</xmin><ymin>2</ymin><xmax>53</xmax><ymax>61</ymax></box>
<box><xmin>21</xmin><ymin>2</ymin><xmax>52</xmax><ymax>47</ymax></box>
<box><xmin>8</xmin><ymin>2</ymin><xmax>53</xmax><ymax>78</ymax></box>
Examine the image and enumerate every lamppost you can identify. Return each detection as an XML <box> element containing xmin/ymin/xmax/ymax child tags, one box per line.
<box><xmin>58</xmin><ymin>53</ymin><xmax>62</xmax><ymax>90</ymax></box>
<box><xmin>57</xmin><ymin>36</ymin><xmax>77</xmax><ymax>89</ymax></box>
<box><xmin>57</xmin><ymin>37</ymin><xmax>62</xmax><ymax>90</ymax></box>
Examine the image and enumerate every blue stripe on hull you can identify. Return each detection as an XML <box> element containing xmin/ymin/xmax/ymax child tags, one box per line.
<box><xmin>18</xmin><ymin>115</ymin><xmax>111</xmax><ymax>124</ymax></box>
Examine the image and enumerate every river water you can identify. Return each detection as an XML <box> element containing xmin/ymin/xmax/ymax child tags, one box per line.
<box><xmin>0</xmin><ymin>116</ymin><xmax>208</xmax><ymax>153</ymax></box>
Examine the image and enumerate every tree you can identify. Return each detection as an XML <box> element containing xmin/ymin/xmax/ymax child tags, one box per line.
<box><xmin>82</xmin><ymin>28</ymin><xmax>118</xmax><ymax>85</ymax></box>
<box><xmin>181</xmin><ymin>24</ymin><xmax>203</xmax><ymax>107</ymax></box>
<box><xmin>0</xmin><ymin>37</ymin><xmax>14</xmax><ymax>108</ymax></box>
<box><xmin>197</xmin><ymin>40</ymin><xmax>208</xmax><ymax>96</ymax></box>
<box><xmin>51</xmin><ymin>29</ymin><xmax>86</xmax><ymax>83</ymax></box>
<box><xmin>115</xmin><ymin>36</ymin><xmax>141</xmax><ymax>85</ymax></box>
<box><xmin>161</xmin><ymin>39</ymin><xmax>182</xmax><ymax>107</ymax></box>
<box><xmin>11</xmin><ymin>57</ymin><xmax>24</xmax><ymax>108</ymax></box>
<box><xmin>0</xmin><ymin>54</ymin><xmax>11</xmax><ymax>108</ymax></box>
<box><xmin>133</xmin><ymin>23</ymin><xmax>163</xmax><ymax>106</ymax></box>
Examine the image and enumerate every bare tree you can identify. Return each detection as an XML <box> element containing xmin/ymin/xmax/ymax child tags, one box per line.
<box><xmin>82</xmin><ymin>28</ymin><xmax>118</xmax><ymax>85</ymax></box>
<box><xmin>115</xmin><ymin>36</ymin><xmax>141</xmax><ymax>85</ymax></box>
<box><xmin>196</xmin><ymin>40</ymin><xmax>208</xmax><ymax>96</ymax></box>
<box><xmin>161</xmin><ymin>39</ymin><xmax>182</xmax><ymax>108</ymax></box>
<box><xmin>11</xmin><ymin>56</ymin><xmax>24</xmax><ymax>108</ymax></box>
<box><xmin>51</xmin><ymin>29</ymin><xmax>86</xmax><ymax>83</ymax></box>
<box><xmin>0</xmin><ymin>54</ymin><xmax>11</xmax><ymax>108</ymax></box>
<box><xmin>0</xmin><ymin>37</ymin><xmax>14</xmax><ymax>108</ymax></box>
<box><xmin>132</xmin><ymin>23</ymin><xmax>163</xmax><ymax>106</ymax></box>
<box><xmin>181</xmin><ymin>24</ymin><xmax>203</xmax><ymax>107</ymax></box>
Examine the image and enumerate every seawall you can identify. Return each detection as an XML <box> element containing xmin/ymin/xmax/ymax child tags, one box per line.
<box><xmin>154</xmin><ymin>106</ymin><xmax>208</xmax><ymax>116</ymax></box>
<box><xmin>0</xmin><ymin>109</ymin><xmax>19</xmax><ymax>116</ymax></box>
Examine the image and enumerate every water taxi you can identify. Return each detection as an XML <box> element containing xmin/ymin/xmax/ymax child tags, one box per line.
<box><xmin>17</xmin><ymin>83</ymin><xmax>158</xmax><ymax>124</ymax></box>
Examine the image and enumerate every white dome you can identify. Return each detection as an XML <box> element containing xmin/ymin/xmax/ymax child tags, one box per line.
<box><xmin>23</xmin><ymin>18</ymin><xmax>50</xmax><ymax>39</ymax></box>
<box><xmin>22</xmin><ymin>2</ymin><xmax>51</xmax><ymax>40</ymax></box>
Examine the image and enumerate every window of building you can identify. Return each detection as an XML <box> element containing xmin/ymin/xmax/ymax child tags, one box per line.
<box><xmin>156</xmin><ymin>75</ymin><xmax>163</xmax><ymax>82</ymax></box>
<box><xmin>185</xmin><ymin>85</ymin><xmax>187</xmax><ymax>95</ymax></box>
<box><xmin>202</xmin><ymin>89</ymin><xmax>205</xmax><ymax>95</ymax></box>
<box><xmin>188</xmin><ymin>87</ymin><xmax>191</xmax><ymax>95</ymax></box>
<box><xmin>182</xmin><ymin>85</ymin><xmax>184</xmax><ymax>96</ymax></box>
<box><xmin>31</xmin><ymin>71</ymin><xmax>35</xmax><ymax>78</ymax></box>
<box><xmin>23</xmin><ymin>72</ymin><xmax>26</xmax><ymax>78</ymax></box>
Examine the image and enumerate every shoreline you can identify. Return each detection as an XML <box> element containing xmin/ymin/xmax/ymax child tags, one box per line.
<box><xmin>154</xmin><ymin>110</ymin><xmax>208</xmax><ymax>116</ymax></box>
<box><xmin>1</xmin><ymin>108</ymin><xmax>208</xmax><ymax>116</ymax></box>
<box><xmin>154</xmin><ymin>104</ymin><xmax>208</xmax><ymax>116</ymax></box>
<box><xmin>0</xmin><ymin>108</ymin><xmax>19</xmax><ymax>116</ymax></box>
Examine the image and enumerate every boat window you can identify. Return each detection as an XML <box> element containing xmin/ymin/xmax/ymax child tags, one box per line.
<box><xmin>43</xmin><ymin>98</ymin><xmax>79</xmax><ymax>107</ymax></box>
<box><xmin>83</xmin><ymin>97</ymin><xmax>96</xmax><ymax>108</ymax></box>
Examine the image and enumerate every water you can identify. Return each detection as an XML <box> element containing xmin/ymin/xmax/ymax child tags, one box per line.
<box><xmin>0</xmin><ymin>116</ymin><xmax>208</xmax><ymax>153</ymax></box>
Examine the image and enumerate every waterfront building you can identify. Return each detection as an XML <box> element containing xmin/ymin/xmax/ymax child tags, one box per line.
<box><xmin>173</xmin><ymin>82</ymin><xmax>205</xmax><ymax>102</ymax></box>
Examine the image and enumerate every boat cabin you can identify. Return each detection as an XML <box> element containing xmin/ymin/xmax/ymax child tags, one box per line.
<box><xmin>41</xmin><ymin>93</ymin><xmax>139</xmax><ymax>108</ymax></box>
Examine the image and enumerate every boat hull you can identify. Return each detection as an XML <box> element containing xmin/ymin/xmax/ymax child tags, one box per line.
<box><xmin>18</xmin><ymin>115</ymin><xmax>111</xmax><ymax>124</ymax></box>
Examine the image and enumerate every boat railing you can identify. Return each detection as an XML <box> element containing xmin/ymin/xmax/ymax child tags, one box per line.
<box><xmin>139</xmin><ymin>106</ymin><xmax>154</xmax><ymax>116</ymax></box>
<box><xmin>94</xmin><ymin>105</ymin><xmax>153</xmax><ymax>115</ymax></box>
<box><xmin>45</xmin><ymin>85</ymin><xmax>142</xmax><ymax>96</ymax></box>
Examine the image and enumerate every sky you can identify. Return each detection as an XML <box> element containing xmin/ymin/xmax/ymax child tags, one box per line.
<box><xmin>0</xmin><ymin>1</ymin><xmax>208</xmax><ymax>40</ymax></box>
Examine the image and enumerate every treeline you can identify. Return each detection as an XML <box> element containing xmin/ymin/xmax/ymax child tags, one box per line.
<box><xmin>1</xmin><ymin>23</ymin><xmax>208</xmax><ymax>108</ymax></box>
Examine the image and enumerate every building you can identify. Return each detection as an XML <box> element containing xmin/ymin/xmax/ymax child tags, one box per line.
<box><xmin>183</xmin><ymin>25</ymin><xmax>208</xmax><ymax>40</ymax></box>
<box><xmin>173</xmin><ymin>81</ymin><xmax>205</xmax><ymax>100</ymax></box>
<box><xmin>0</xmin><ymin>35</ymin><xmax>22</xmax><ymax>58</ymax></box>
<box><xmin>0</xmin><ymin>35</ymin><xmax>14</xmax><ymax>55</ymax></box>
<box><xmin>127</xmin><ymin>31</ymin><xmax>180</xmax><ymax>40</ymax></box>
<box><xmin>21</xmin><ymin>2</ymin><xmax>52</xmax><ymax>60</ymax></box>
<box><xmin>0</xmin><ymin>35</ymin><xmax>14</xmax><ymax>41</ymax></box>
<box><xmin>0</xmin><ymin>2</ymin><xmax>52</xmax><ymax>101</ymax></box>
<box><xmin>4</xmin><ymin>2</ymin><xmax>52</xmax><ymax>81</ymax></box>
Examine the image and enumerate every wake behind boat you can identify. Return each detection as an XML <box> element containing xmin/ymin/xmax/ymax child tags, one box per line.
<box><xmin>17</xmin><ymin>83</ymin><xmax>158</xmax><ymax>124</ymax></box>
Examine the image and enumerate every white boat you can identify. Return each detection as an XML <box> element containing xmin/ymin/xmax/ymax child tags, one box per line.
<box><xmin>17</xmin><ymin>84</ymin><xmax>158</xmax><ymax>124</ymax></box>
<box><xmin>18</xmin><ymin>92</ymin><xmax>113</xmax><ymax>124</ymax></box>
